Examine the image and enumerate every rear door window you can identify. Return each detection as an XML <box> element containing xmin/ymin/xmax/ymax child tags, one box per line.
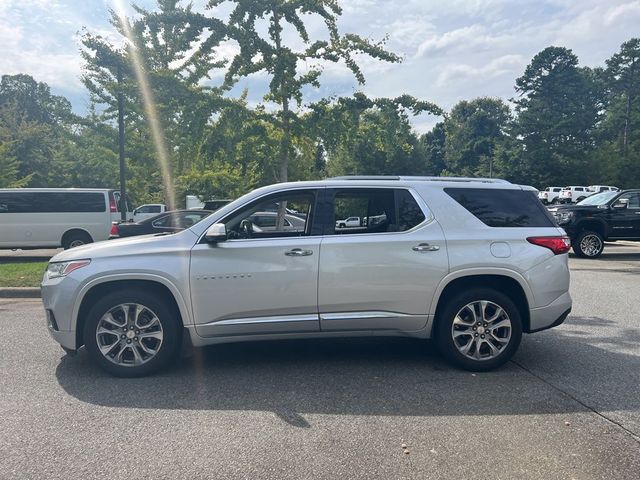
<box><xmin>445</xmin><ymin>188</ymin><xmax>556</xmax><ymax>227</ymax></box>
<box><xmin>330</xmin><ymin>188</ymin><xmax>426</xmax><ymax>234</ymax></box>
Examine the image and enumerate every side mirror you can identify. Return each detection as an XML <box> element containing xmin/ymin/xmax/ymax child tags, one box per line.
<box><xmin>612</xmin><ymin>199</ymin><xmax>629</xmax><ymax>209</ymax></box>
<box><xmin>204</xmin><ymin>223</ymin><xmax>227</xmax><ymax>243</ymax></box>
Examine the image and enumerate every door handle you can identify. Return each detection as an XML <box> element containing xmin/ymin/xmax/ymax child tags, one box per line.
<box><xmin>285</xmin><ymin>248</ymin><xmax>313</xmax><ymax>256</ymax></box>
<box><xmin>412</xmin><ymin>243</ymin><xmax>440</xmax><ymax>252</ymax></box>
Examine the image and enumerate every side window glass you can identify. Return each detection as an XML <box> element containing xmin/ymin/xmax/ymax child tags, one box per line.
<box><xmin>333</xmin><ymin>189</ymin><xmax>396</xmax><ymax>234</ymax></box>
<box><xmin>152</xmin><ymin>214</ymin><xmax>178</xmax><ymax>228</ymax></box>
<box><xmin>223</xmin><ymin>192</ymin><xmax>313</xmax><ymax>239</ymax></box>
<box><xmin>620</xmin><ymin>193</ymin><xmax>640</xmax><ymax>209</ymax></box>
<box><xmin>397</xmin><ymin>189</ymin><xmax>426</xmax><ymax>231</ymax></box>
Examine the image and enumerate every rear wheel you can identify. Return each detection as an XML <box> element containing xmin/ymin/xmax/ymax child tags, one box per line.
<box><xmin>62</xmin><ymin>230</ymin><xmax>92</xmax><ymax>249</ymax></box>
<box><xmin>436</xmin><ymin>288</ymin><xmax>522</xmax><ymax>371</ymax></box>
<box><xmin>83</xmin><ymin>289</ymin><xmax>181</xmax><ymax>377</ymax></box>
<box><xmin>572</xmin><ymin>230</ymin><xmax>604</xmax><ymax>258</ymax></box>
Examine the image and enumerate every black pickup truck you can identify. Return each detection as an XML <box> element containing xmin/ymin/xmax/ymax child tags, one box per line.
<box><xmin>548</xmin><ymin>189</ymin><xmax>640</xmax><ymax>258</ymax></box>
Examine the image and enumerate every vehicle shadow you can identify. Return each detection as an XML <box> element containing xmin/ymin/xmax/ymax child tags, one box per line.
<box><xmin>55</xmin><ymin>322</ymin><xmax>640</xmax><ymax>425</ymax></box>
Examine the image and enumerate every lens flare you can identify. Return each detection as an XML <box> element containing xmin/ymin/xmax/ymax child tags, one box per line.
<box><xmin>112</xmin><ymin>0</ymin><xmax>176</xmax><ymax>209</ymax></box>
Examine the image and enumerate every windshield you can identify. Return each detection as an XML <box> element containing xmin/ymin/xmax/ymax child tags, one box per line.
<box><xmin>576</xmin><ymin>191</ymin><xmax>618</xmax><ymax>206</ymax></box>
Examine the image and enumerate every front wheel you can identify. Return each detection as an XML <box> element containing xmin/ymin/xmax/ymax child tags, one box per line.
<box><xmin>572</xmin><ymin>230</ymin><xmax>604</xmax><ymax>258</ymax></box>
<box><xmin>435</xmin><ymin>289</ymin><xmax>522</xmax><ymax>371</ymax></box>
<box><xmin>83</xmin><ymin>290</ymin><xmax>181</xmax><ymax>377</ymax></box>
<box><xmin>62</xmin><ymin>231</ymin><xmax>92</xmax><ymax>249</ymax></box>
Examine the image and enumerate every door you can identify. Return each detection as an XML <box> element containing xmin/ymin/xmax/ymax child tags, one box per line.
<box><xmin>191</xmin><ymin>189</ymin><xmax>322</xmax><ymax>337</ymax></box>
<box><xmin>609</xmin><ymin>192</ymin><xmax>640</xmax><ymax>237</ymax></box>
<box><xmin>317</xmin><ymin>187</ymin><xmax>448</xmax><ymax>332</ymax></box>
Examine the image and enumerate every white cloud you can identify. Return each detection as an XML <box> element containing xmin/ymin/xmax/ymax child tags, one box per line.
<box><xmin>1</xmin><ymin>0</ymin><xmax>639</xmax><ymax>133</ymax></box>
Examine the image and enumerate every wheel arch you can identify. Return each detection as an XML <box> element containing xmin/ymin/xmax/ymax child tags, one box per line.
<box><xmin>61</xmin><ymin>228</ymin><xmax>94</xmax><ymax>246</ymax></box>
<box><xmin>73</xmin><ymin>275</ymin><xmax>191</xmax><ymax>349</ymax></box>
<box><xmin>431</xmin><ymin>271</ymin><xmax>532</xmax><ymax>334</ymax></box>
<box><xmin>574</xmin><ymin>218</ymin><xmax>607</xmax><ymax>238</ymax></box>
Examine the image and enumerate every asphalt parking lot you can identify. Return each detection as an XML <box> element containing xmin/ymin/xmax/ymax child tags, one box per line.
<box><xmin>1</xmin><ymin>244</ymin><xmax>639</xmax><ymax>479</ymax></box>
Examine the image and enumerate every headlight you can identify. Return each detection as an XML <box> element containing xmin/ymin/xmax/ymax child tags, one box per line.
<box><xmin>555</xmin><ymin>211</ymin><xmax>574</xmax><ymax>224</ymax></box>
<box><xmin>46</xmin><ymin>260</ymin><xmax>91</xmax><ymax>279</ymax></box>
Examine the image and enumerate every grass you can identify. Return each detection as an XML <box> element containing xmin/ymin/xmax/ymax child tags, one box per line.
<box><xmin>0</xmin><ymin>262</ymin><xmax>48</xmax><ymax>288</ymax></box>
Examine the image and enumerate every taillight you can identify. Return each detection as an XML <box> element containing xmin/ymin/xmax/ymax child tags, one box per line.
<box><xmin>110</xmin><ymin>223</ymin><xmax>119</xmax><ymax>236</ymax></box>
<box><xmin>527</xmin><ymin>236</ymin><xmax>571</xmax><ymax>255</ymax></box>
<box><xmin>109</xmin><ymin>198</ymin><xmax>117</xmax><ymax>213</ymax></box>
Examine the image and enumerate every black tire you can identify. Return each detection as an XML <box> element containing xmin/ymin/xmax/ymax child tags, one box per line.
<box><xmin>551</xmin><ymin>198</ymin><xmax>559</xmax><ymax>205</ymax></box>
<box><xmin>62</xmin><ymin>230</ymin><xmax>93</xmax><ymax>249</ymax></box>
<box><xmin>435</xmin><ymin>288</ymin><xmax>522</xmax><ymax>371</ymax></box>
<box><xmin>339</xmin><ymin>223</ymin><xmax>346</xmax><ymax>228</ymax></box>
<box><xmin>83</xmin><ymin>289</ymin><xmax>181</xmax><ymax>377</ymax></box>
<box><xmin>572</xmin><ymin>230</ymin><xmax>605</xmax><ymax>258</ymax></box>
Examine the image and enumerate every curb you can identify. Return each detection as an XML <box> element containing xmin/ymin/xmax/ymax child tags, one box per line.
<box><xmin>0</xmin><ymin>287</ymin><xmax>41</xmax><ymax>299</ymax></box>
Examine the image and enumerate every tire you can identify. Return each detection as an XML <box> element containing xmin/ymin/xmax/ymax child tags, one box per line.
<box><xmin>62</xmin><ymin>230</ymin><xmax>93</xmax><ymax>249</ymax></box>
<box><xmin>572</xmin><ymin>230</ymin><xmax>605</xmax><ymax>258</ymax></box>
<box><xmin>551</xmin><ymin>198</ymin><xmax>559</xmax><ymax>205</ymax></box>
<box><xmin>435</xmin><ymin>288</ymin><xmax>522</xmax><ymax>372</ymax></box>
<box><xmin>339</xmin><ymin>223</ymin><xmax>346</xmax><ymax>228</ymax></box>
<box><xmin>83</xmin><ymin>289</ymin><xmax>182</xmax><ymax>377</ymax></box>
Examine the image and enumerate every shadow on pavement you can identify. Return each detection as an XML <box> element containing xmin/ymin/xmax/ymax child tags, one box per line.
<box><xmin>55</xmin><ymin>321</ymin><xmax>640</xmax><ymax>425</ymax></box>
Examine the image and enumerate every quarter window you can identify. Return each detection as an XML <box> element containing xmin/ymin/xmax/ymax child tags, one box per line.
<box><xmin>445</xmin><ymin>188</ymin><xmax>555</xmax><ymax>228</ymax></box>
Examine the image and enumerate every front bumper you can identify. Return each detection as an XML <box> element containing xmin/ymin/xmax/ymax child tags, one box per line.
<box><xmin>528</xmin><ymin>291</ymin><xmax>572</xmax><ymax>332</ymax></box>
<box><xmin>41</xmin><ymin>276</ymin><xmax>82</xmax><ymax>351</ymax></box>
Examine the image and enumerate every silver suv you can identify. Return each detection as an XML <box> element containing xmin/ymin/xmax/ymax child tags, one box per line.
<box><xmin>42</xmin><ymin>176</ymin><xmax>572</xmax><ymax>377</ymax></box>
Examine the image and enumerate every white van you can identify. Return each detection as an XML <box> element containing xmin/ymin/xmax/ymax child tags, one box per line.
<box><xmin>0</xmin><ymin>188</ymin><xmax>132</xmax><ymax>249</ymax></box>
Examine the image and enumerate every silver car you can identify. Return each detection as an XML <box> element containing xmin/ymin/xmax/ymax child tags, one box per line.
<box><xmin>42</xmin><ymin>176</ymin><xmax>572</xmax><ymax>377</ymax></box>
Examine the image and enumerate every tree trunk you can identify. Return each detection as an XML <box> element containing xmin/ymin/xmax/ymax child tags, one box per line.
<box><xmin>280</xmin><ymin>96</ymin><xmax>290</xmax><ymax>183</ymax></box>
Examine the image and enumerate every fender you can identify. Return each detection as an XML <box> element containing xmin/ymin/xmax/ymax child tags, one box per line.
<box><xmin>574</xmin><ymin>217</ymin><xmax>608</xmax><ymax>236</ymax></box>
<box><xmin>71</xmin><ymin>273</ymin><xmax>194</xmax><ymax>331</ymax></box>
<box><xmin>429</xmin><ymin>267</ymin><xmax>534</xmax><ymax>316</ymax></box>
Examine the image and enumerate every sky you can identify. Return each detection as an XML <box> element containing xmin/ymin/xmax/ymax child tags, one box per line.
<box><xmin>1</xmin><ymin>0</ymin><xmax>639</xmax><ymax>133</ymax></box>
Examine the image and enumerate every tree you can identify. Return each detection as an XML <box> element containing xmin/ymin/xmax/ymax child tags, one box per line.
<box><xmin>420</xmin><ymin>122</ymin><xmax>446</xmax><ymax>176</ymax></box>
<box><xmin>443</xmin><ymin>98</ymin><xmax>512</xmax><ymax>178</ymax></box>
<box><xmin>513</xmin><ymin>47</ymin><xmax>603</xmax><ymax>186</ymax></box>
<box><xmin>0</xmin><ymin>74</ymin><xmax>78</xmax><ymax>187</ymax></box>
<box><xmin>81</xmin><ymin>0</ymin><xmax>227</xmax><ymax>205</ymax></box>
<box><xmin>605</xmin><ymin>38</ymin><xmax>640</xmax><ymax>155</ymax></box>
<box><xmin>205</xmin><ymin>0</ymin><xmax>402</xmax><ymax>182</ymax></box>
<box><xmin>307</xmin><ymin>93</ymin><xmax>440</xmax><ymax>176</ymax></box>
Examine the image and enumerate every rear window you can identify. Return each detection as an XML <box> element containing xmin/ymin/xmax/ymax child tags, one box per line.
<box><xmin>444</xmin><ymin>188</ymin><xmax>555</xmax><ymax>228</ymax></box>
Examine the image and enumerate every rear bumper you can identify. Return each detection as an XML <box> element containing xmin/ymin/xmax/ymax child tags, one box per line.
<box><xmin>527</xmin><ymin>291</ymin><xmax>572</xmax><ymax>333</ymax></box>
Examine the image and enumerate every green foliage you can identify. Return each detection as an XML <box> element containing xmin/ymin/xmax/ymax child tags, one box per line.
<box><xmin>512</xmin><ymin>47</ymin><xmax>604</xmax><ymax>186</ymax></box>
<box><xmin>3</xmin><ymin>2</ymin><xmax>639</xmax><ymax>200</ymax></box>
<box><xmin>444</xmin><ymin>97</ymin><xmax>511</xmax><ymax>178</ymax></box>
<box><xmin>204</xmin><ymin>0</ymin><xmax>402</xmax><ymax>181</ymax></box>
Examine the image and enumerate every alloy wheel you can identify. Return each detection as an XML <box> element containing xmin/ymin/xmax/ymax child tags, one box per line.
<box><xmin>95</xmin><ymin>303</ymin><xmax>164</xmax><ymax>367</ymax></box>
<box><xmin>451</xmin><ymin>300</ymin><xmax>512</xmax><ymax>361</ymax></box>
<box><xmin>579</xmin><ymin>234</ymin><xmax>602</xmax><ymax>257</ymax></box>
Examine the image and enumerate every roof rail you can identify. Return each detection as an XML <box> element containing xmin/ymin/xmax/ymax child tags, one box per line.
<box><xmin>327</xmin><ymin>175</ymin><xmax>510</xmax><ymax>184</ymax></box>
<box><xmin>329</xmin><ymin>176</ymin><xmax>401</xmax><ymax>181</ymax></box>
